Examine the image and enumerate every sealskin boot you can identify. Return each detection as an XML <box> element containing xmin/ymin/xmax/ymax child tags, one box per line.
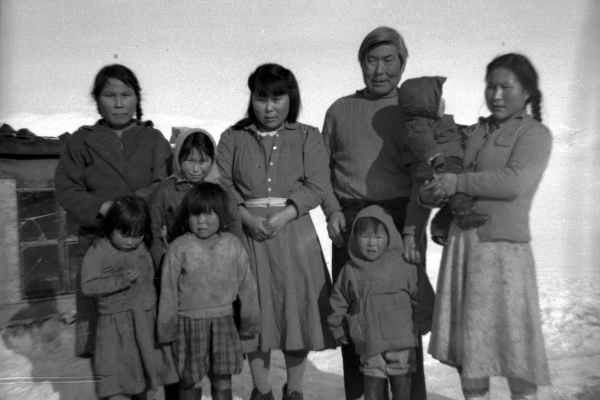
<box><xmin>212</xmin><ymin>387</ymin><xmax>233</xmax><ymax>400</ymax></box>
<box><xmin>282</xmin><ymin>384</ymin><xmax>303</xmax><ymax>400</ymax></box>
<box><xmin>389</xmin><ymin>373</ymin><xmax>411</xmax><ymax>400</ymax></box>
<box><xmin>510</xmin><ymin>390</ymin><xmax>538</xmax><ymax>400</ymax></box>
<box><xmin>363</xmin><ymin>376</ymin><xmax>386</xmax><ymax>400</ymax></box>
<box><xmin>449</xmin><ymin>193</ymin><xmax>489</xmax><ymax>230</ymax></box>
<box><xmin>430</xmin><ymin>204</ymin><xmax>453</xmax><ymax>245</ymax></box>
<box><xmin>178</xmin><ymin>387</ymin><xmax>202</xmax><ymax>400</ymax></box>
<box><xmin>457</xmin><ymin>212</ymin><xmax>490</xmax><ymax>230</ymax></box>
<box><xmin>249</xmin><ymin>387</ymin><xmax>275</xmax><ymax>400</ymax></box>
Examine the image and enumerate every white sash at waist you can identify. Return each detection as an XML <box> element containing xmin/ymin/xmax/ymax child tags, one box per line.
<box><xmin>244</xmin><ymin>197</ymin><xmax>288</xmax><ymax>208</ymax></box>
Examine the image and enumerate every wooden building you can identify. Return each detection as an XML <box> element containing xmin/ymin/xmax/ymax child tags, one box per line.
<box><xmin>0</xmin><ymin>125</ymin><xmax>77</xmax><ymax>323</ymax></box>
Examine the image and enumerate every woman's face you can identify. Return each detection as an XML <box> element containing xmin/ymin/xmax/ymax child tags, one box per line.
<box><xmin>180</xmin><ymin>149</ymin><xmax>214</xmax><ymax>183</ymax></box>
<box><xmin>485</xmin><ymin>67</ymin><xmax>530</xmax><ymax>124</ymax></box>
<box><xmin>362</xmin><ymin>44</ymin><xmax>403</xmax><ymax>98</ymax></box>
<box><xmin>97</xmin><ymin>78</ymin><xmax>138</xmax><ymax>130</ymax></box>
<box><xmin>251</xmin><ymin>93</ymin><xmax>290</xmax><ymax>131</ymax></box>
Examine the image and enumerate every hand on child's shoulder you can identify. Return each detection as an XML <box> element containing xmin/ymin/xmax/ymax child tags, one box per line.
<box><xmin>402</xmin><ymin>234</ymin><xmax>421</xmax><ymax>265</ymax></box>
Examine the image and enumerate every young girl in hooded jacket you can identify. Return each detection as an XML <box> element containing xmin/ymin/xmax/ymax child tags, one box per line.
<box><xmin>328</xmin><ymin>205</ymin><xmax>435</xmax><ymax>400</ymax></box>
<box><xmin>149</xmin><ymin>128</ymin><xmax>243</xmax><ymax>268</ymax></box>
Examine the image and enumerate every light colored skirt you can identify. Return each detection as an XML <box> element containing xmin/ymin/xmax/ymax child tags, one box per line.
<box><xmin>428</xmin><ymin>223</ymin><xmax>551</xmax><ymax>386</ymax></box>
<box><xmin>244</xmin><ymin>206</ymin><xmax>336</xmax><ymax>352</ymax></box>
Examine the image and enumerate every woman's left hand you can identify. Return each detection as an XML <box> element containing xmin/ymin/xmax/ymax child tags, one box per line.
<box><xmin>434</xmin><ymin>173</ymin><xmax>459</xmax><ymax>197</ymax></box>
<box><xmin>419</xmin><ymin>179</ymin><xmax>446</xmax><ymax>205</ymax></box>
<box><xmin>263</xmin><ymin>205</ymin><xmax>298</xmax><ymax>237</ymax></box>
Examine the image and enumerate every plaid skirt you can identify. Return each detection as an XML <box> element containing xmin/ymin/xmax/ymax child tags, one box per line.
<box><xmin>173</xmin><ymin>315</ymin><xmax>243</xmax><ymax>385</ymax></box>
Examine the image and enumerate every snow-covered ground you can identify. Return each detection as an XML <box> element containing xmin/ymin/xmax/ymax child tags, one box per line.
<box><xmin>1</xmin><ymin>131</ymin><xmax>598</xmax><ymax>399</ymax></box>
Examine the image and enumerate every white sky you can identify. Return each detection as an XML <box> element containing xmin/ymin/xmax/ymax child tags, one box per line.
<box><xmin>1</xmin><ymin>0</ymin><xmax>598</xmax><ymax>139</ymax></box>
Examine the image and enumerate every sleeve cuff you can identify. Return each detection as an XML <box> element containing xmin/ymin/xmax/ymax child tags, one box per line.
<box><xmin>402</xmin><ymin>227</ymin><xmax>416</xmax><ymax>235</ymax></box>
<box><xmin>456</xmin><ymin>173</ymin><xmax>467</xmax><ymax>193</ymax></box>
<box><xmin>287</xmin><ymin>195</ymin><xmax>308</xmax><ymax>217</ymax></box>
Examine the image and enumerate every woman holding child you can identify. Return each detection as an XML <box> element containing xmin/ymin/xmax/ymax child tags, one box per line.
<box><xmin>322</xmin><ymin>26</ymin><xmax>429</xmax><ymax>400</ymax></box>
<box><xmin>424</xmin><ymin>53</ymin><xmax>552</xmax><ymax>400</ymax></box>
<box><xmin>217</xmin><ymin>63</ymin><xmax>336</xmax><ymax>400</ymax></box>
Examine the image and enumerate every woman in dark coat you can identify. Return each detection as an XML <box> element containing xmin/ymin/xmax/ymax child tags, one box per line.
<box><xmin>55</xmin><ymin>64</ymin><xmax>171</xmax><ymax>358</ymax></box>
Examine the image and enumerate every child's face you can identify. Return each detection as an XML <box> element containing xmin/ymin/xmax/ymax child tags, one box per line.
<box><xmin>110</xmin><ymin>229</ymin><xmax>143</xmax><ymax>252</ymax></box>
<box><xmin>356</xmin><ymin>225</ymin><xmax>389</xmax><ymax>261</ymax></box>
<box><xmin>180</xmin><ymin>149</ymin><xmax>214</xmax><ymax>184</ymax></box>
<box><xmin>188</xmin><ymin>210</ymin><xmax>220</xmax><ymax>239</ymax></box>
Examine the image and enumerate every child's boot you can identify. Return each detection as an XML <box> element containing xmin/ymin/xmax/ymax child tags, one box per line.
<box><xmin>464</xmin><ymin>394</ymin><xmax>490</xmax><ymax>400</ymax></box>
<box><xmin>249</xmin><ymin>387</ymin><xmax>275</xmax><ymax>400</ymax></box>
<box><xmin>457</xmin><ymin>212</ymin><xmax>489</xmax><ymax>230</ymax></box>
<box><xmin>282</xmin><ymin>384</ymin><xmax>304</xmax><ymax>400</ymax></box>
<box><xmin>509</xmin><ymin>378</ymin><xmax>538</xmax><ymax>400</ymax></box>
<box><xmin>164</xmin><ymin>383</ymin><xmax>180</xmax><ymax>400</ymax></box>
<box><xmin>212</xmin><ymin>388</ymin><xmax>233</xmax><ymax>400</ymax></box>
<box><xmin>389</xmin><ymin>373</ymin><xmax>411</xmax><ymax>400</ymax></box>
<box><xmin>178</xmin><ymin>387</ymin><xmax>202</xmax><ymax>400</ymax></box>
<box><xmin>449</xmin><ymin>193</ymin><xmax>489</xmax><ymax>230</ymax></box>
<box><xmin>133</xmin><ymin>390</ymin><xmax>156</xmax><ymax>400</ymax></box>
<box><xmin>510</xmin><ymin>392</ymin><xmax>538</xmax><ymax>400</ymax></box>
<box><xmin>430</xmin><ymin>204</ymin><xmax>453</xmax><ymax>245</ymax></box>
<box><xmin>448</xmin><ymin>192</ymin><xmax>476</xmax><ymax>215</ymax></box>
<box><xmin>461</xmin><ymin>388</ymin><xmax>489</xmax><ymax>400</ymax></box>
<box><xmin>364</xmin><ymin>376</ymin><xmax>386</xmax><ymax>400</ymax></box>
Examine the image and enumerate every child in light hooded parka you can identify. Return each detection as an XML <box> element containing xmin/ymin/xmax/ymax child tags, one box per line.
<box><xmin>328</xmin><ymin>205</ymin><xmax>435</xmax><ymax>400</ymax></box>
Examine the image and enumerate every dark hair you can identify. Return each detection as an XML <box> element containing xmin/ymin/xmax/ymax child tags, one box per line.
<box><xmin>358</xmin><ymin>26</ymin><xmax>408</xmax><ymax>71</ymax></box>
<box><xmin>354</xmin><ymin>216</ymin><xmax>388</xmax><ymax>238</ymax></box>
<box><xmin>178</xmin><ymin>131</ymin><xmax>215</xmax><ymax>166</ymax></box>
<box><xmin>234</xmin><ymin>63</ymin><xmax>301</xmax><ymax>129</ymax></box>
<box><xmin>486</xmin><ymin>53</ymin><xmax>542</xmax><ymax>122</ymax></box>
<box><xmin>96</xmin><ymin>195</ymin><xmax>152</xmax><ymax>249</ymax></box>
<box><xmin>172</xmin><ymin>182</ymin><xmax>233</xmax><ymax>238</ymax></box>
<box><xmin>91</xmin><ymin>64</ymin><xmax>144</xmax><ymax>121</ymax></box>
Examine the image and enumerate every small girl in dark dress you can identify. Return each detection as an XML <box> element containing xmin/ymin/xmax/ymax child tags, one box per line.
<box><xmin>81</xmin><ymin>195</ymin><xmax>178</xmax><ymax>399</ymax></box>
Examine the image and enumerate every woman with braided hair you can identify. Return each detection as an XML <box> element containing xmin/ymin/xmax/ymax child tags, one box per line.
<box><xmin>422</xmin><ymin>53</ymin><xmax>552</xmax><ymax>400</ymax></box>
<box><xmin>55</xmin><ymin>64</ymin><xmax>172</xmax><ymax>359</ymax></box>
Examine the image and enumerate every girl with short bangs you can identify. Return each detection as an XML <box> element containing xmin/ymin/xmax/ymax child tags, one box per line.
<box><xmin>158</xmin><ymin>182</ymin><xmax>260</xmax><ymax>400</ymax></box>
<box><xmin>81</xmin><ymin>195</ymin><xmax>178</xmax><ymax>399</ymax></box>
